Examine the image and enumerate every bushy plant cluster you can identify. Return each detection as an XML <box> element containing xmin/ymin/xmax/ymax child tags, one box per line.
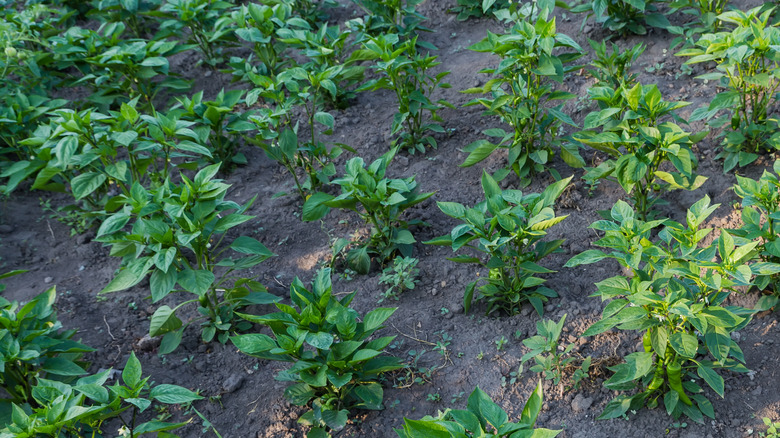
<box><xmin>4</xmin><ymin>0</ymin><xmax>780</xmax><ymax>436</ymax></box>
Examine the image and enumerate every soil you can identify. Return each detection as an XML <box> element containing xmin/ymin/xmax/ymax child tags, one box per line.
<box><xmin>2</xmin><ymin>0</ymin><xmax>780</xmax><ymax>437</ymax></box>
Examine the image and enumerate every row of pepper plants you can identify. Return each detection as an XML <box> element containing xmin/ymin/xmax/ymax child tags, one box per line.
<box><xmin>2</xmin><ymin>0</ymin><xmax>780</xmax><ymax>436</ymax></box>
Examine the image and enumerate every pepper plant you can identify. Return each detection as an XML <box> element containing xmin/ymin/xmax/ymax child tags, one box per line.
<box><xmin>667</xmin><ymin>0</ymin><xmax>730</xmax><ymax>49</ymax></box>
<box><xmin>357</xmin><ymin>33</ymin><xmax>453</xmax><ymax>154</ymax></box>
<box><xmin>573</xmin><ymin>83</ymin><xmax>707</xmax><ymax>220</ymax></box>
<box><xmin>51</xmin><ymin>22</ymin><xmax>193</xmax><ymax>111</ymax></box>
<box><xmin>587</xmin><ymin>40</ymin><xmax>644</xmax><ymax>88</ymax></box>
<box><xmin>278</xmin><ymin>21</ymin><xmax>366</xmax><ymax>109</ymax></box>
<box><xmin>570</xmin><ymin>0</ymin><xmax>669</xmax><ymax>35</ymax></box>
<box><xmin>275</xmin><ymin>64</ymin><xmax>352</xmax><ymax>194</ymax></box>
<box><xmin>244</xmin><ymin>76</ymin><xmax>311</xmax><ymax>198</ymax></box>
<box><xmin>450</xmin><ymin>0</ymin><xmax>512</xmax><ymax>21</ymax></box>
<box><xmin>678</xmin><ymin>7</ymin><xmax>780</xmax><ymax>172</ymax></box>
<box><xmin>95</xmin><ymin>164</ymin><xmax>278</xmax><ymax>353</ymax></box>
<box><xmin>88</xmin><ymin>0</ymin><xmax>162</xmax><ymax>37</ymax></box>
<box><xmin>395</xmin><ymin>381</ymin><xmax>560</xmax><ymax>437</ymax></box>
<box><xmin>303</xmin><ymin>148</ymin><xmax>434</xmax><ymax>274</ymax></box>
<box><xmin>0</xmin><ymin>283</ymin><xmax>93</xmax><ymax>409</ymax></box>
<box><xmin>519</xmin><ymin>314</ymin><xmax>591</xmax><ymax>389</ymax></box>
<box><xmin>461</xmin><ymin>14</ymin><xmax>584</xmax><ymax>185</ymax></box>
<box><xmin>731</xmin><ymin>160</ymin><xmax>780</xmax><ymax>310</ymax></box>
<box><xmin>231</xmin><ymin>268</ymin><xmax>403</xmax><ymax>436</ymax></box>
<box><xmin>565</xmin><ymin>198</ymin><xmax>762</xmax><ymax>422</ymax></box>
<box><xmin>0</xmin><ymin>3</ymin><xmax>66</xmax><ymax>95</ymax></box>
<box><xmin>175</xmin><ymin>89</ymin><xmax>254</xmax><ymax>165</ymax></box>
<box><xmin>351</xmin><ymin>0</ymin><xmax>428</xmax><ymax>36</ymax></box>
<box><xmin>1</xmin><ymin>102</ymin><xmax>213</xmax><ymax>223</ymax></box>
<box><xmin>425</xmin><ymin>172</ymin><xmax>571</xmax><ymax>315</ymax></box>
<box><xmin>155</xmin><ymin>0</ymin><xmax>237</xmax><ymax>67</ymax></box>
<box><xmin>0</xmin><ymin>352</ymin><xmax>203</xmax><ymax>437</ymax></box>
<box><xmin>378</xmin><ymin>256</ymin><xmax>419</xmax><ymax>303</ymax></box>
<box><xmin>246</xmin><ymin>71</ymin><xmax>349</xmax><ymax>199</ymax></box>
<box><xmin>0</xmin><ymin>92</ymin><xmax>68</xmax><ymax>162</ymax></box>
<box><xmin>232</xmin><ymin>1</ymin><xmax>295</xmax><ymax>77</ymax></box>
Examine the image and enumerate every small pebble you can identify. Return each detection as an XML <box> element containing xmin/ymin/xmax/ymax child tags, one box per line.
<box><xmin>136</xmin><ymin>335</ymin><xmax>161</xmax><ymax>352</ymax></box>
<box><xmin>222</xmin><ymin>374</ymin><xmax>245</xmax><ymax>393</ymax></box>
<box><xmin>571</xmin><ymin>393</ymin><xmax>593</xmax><ymax>412</ymax></box>
<box><xmin>44</xmin><ymin>277</ymin><xmax>53</xmax><ymax>284</ymax></box>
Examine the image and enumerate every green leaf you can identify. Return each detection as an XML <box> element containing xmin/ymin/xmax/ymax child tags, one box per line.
<box><xmin>306</xmin><ymin>332</ymin><xmax>334</xmax><ymax>350</ymax></box>
<box><xmin>347</xmin><ymin>246</ymin><xmax>370</xmax><ymax>275</ymax></box>
<box><xmin>101</xmin><ymin>265</ymin><xmax>149</xmax><ymax>294</ymax></box>
<box><xmin>302</xmin><ymin>192</ymin><xmax>334</xmax><ymax>222</ymax></box>
<box><xmin>322</xmin><ymin>409</ymin><xmax>348</xmax><ymax>431</ymax></box>
<box><xmin>159</xmin><ymin>330</ymin><xmax>183</xmax><ymax>355</ymax></box>
<box><xmin>399</xmin><ymin>419</ymin><xmax>450</xmax><ymax>438</ymax></box>
<box><xmin>314</xmin><ymin>112</ymin><xmax>334</xmax><ymax>129</ymax></box>
<box><xmin>696</xmin><ymin>365</ymin><xmax>724</xmax><ymax>398</ymax></box>
<box><xmin>177</xmin><ymin>269</ymin><xmax>214</xmax><ymax>296</ymax></box>
<box><xmin>461</xmin><ymin>140</ymin><xmax>498</xmax><ymax>167</ymax></box>
<box><xmin>140</xmin><ymin>57</ymin><xmax>168</xmax><ymax>67</ymax></box>
<box><xmin>564</xmin><ymin>250</ymin><xmax>608</xmax><ymax>267</ymax></box>
<box><xmin>134</xmin><ymin>421</ymin><xmax>190</xmax><ymax>435</ymax></box>
<box><xmin>363</xmin><ymin>308</ymin><xmax>396</xmax><ymax>333</ymax></box>
<box><xmin>353</xmin><ymin>382</ymin><xmax>383</xmax><ymax>410</ymax></box>
<box><xmin>97</xmin><ymin>212</ymin><xmax>131</xmax><ymax>237</ymax></box>
<box><xmin>150</xmin><ymin>269</ymin><xmax>177</xmax><ymax>302</ymax></box>
<box><xmin>231</xmin><ymin>334</ymin><xmax>277</xmax><ymax>355</ymax></box>
<box><xmin>597</xmin><ymin>395</ymin><xmax>633</xmax><ymax>420</ymax></box>
<box><xmin>437</xmin><ymin>201</ymin><xmax>465</xmax><ymax>218</ymax></box>
<box><xmin>520</xmin><ymin>380</ymin><xmax>543</xmax><ymax>425</ymax></box>
<box><xmin>581</xmin><ymin>317</ymin><xmax>619</xmax><ymax>337</ymax></box>
<box><xmin>230</xmin><ymin>236</ymin><xmax>276</xmax><ymax>257</ymax></box>
<box><xmin>121</xmin><ymin>102</ymin><xmax>139</xmax><ymax>122</ymax></box>
<box><xmin>708</xmin><ymin>91</ymin><xmax>740</xmax><ymax>111</ymax></box>
<box><xmin>467</xmin><ymin>386</ymin><xmax>508</xmax><ymax>430</ymax></box>
<box><xmin>214</xmin><ymin>214</ymin><xmax>253</xmax><ymax>232</ymax></box>
<box><xmin>670</xmin><ymin>332</ymin><xmax>698</xmax><ymax>358</ymax></box>
<box><xmin>149</xmin><ymin>306</ymin><xmax>182</xmax><ymax>337</ymax></box>
<box><xmin>123</xmin><ymin>352</ymin><xmax>142</xmax><ymax>388</ymax></box>
<box><xmin>70</xmin><ymin>172</ymin><xmax>106</xmax><ymax>200</ymax></box>
<box><xmin>42</xmin><ymin>357</ymin><xmax>88</xmax><ymax>376</ymax></box>
<box><xmin>150</xmin><ymin>384</ymin><xmax>203</xmax><ymax>404</ymax></box>
<box><xmin>285</xmin><ymin>383</ymin><xmax>314</xmax><ymax>406</ymax></box>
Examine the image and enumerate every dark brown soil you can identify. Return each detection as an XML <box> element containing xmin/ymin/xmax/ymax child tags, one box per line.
<box><xmin>2</xmin><ymin>0</ymin><xmax>779</xmax><ymax>437</ymax></box>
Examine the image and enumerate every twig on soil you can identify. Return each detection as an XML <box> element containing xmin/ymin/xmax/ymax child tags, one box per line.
<box><xmin>104</xmin><ymin>315</ymin><xmax>116</xmax><ymax>341</ymax></box>
<box><xmin>246</xmin><ymin>396</ymin><xmax>263</xmax><ymax>415</ymax></box>
<box><xmin>390</xmin><ymin>322</ymin><xmax>436</xmax><ymax>346</ymax></box>
<box><xmin>46</xmin><ymin>220</ymin><xmax>55</xmax><ymax>240</ymax></box>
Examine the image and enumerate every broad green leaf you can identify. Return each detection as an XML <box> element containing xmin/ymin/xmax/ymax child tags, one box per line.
<box><xmin>70</xmin><ymin>172</ymin><xmax>106</xmax><ymax>200</ymax></box>
<box><xmin>669</xmin><ymin>332</ymin><xmax>698</xmax><ymax>358</ymax></box>
<box><xmin>42</xmin><ymin>357</ymin><xmax>88</xmax><ymax>376</ymax></box>
<box><xmin>353</xmin><ymin>382</ymin><xmax>383</xmax><ymax>410</ymax></box>
<box><xmin>177</xmin><ymin>269</ymin><xmax>214</xmax><ymax>296</ymax></box>
<box><xmin>123</xmin><ymin>352</ymin><xmax>142</xmax><ymax>388</ymax></box>
<box><xmin>231</xmin><ymin>334</ymin><xmax>277</xmax><ymax>355</ymax></box>
<box><xmin>564</xmin><ymin>250</ymin><xmax>608</xmax><ymax>267</ymax></box>
<box><xmin>230</xmin><ymin>236</ymin><xmax>276</xmax><ymax>257</ymax></box>
<box><xmin>149</xmin><ymin>306</ymin><xmax>182</xmax><ymax>337</ymax></box>
<box><xmin>302</xmin><ymin>192</ymin><xmax>334</xmax><ymax>222</ymax></box>
<box><xmin>284</xmin><ymin>383</ymin><xmax>314</xmax><ymax>406</ymax></box>
<box><xmin>363</xmin><ymin>308</ymin><xmax>396</xmax><ymax>333</ymax></box>
<box><xmin>150</xmin><ymin>384</ymin><xmax>203</xmax><ymax>404</ymax></box>
<box><xmin>696</xmin><ymin>365</ymin><xmax>724</xmax><ymax>398</ymax></box>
